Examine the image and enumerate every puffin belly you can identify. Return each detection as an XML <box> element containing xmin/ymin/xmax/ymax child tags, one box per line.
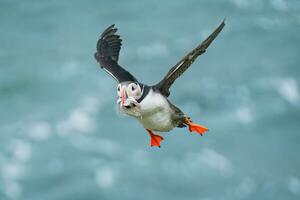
<box><xmin>139</xmin><ymin>109</ymin><xmax>174</xmax><ymax>132</ymax></box>
<box><xmin>137</xmin><ymin>89</ymin><xmax>176</xmax><ymax>132</ymax></box>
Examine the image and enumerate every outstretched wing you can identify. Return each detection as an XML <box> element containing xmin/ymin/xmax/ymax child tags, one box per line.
<box><xmin>155</xmin><ymin>20</ymin><xmax>225</xmax><ymax>97</ymax></box>
<box><xmin>94</xmin><ymin>24</ymin><xmax>137</xmax><ymax>83</ymax></box>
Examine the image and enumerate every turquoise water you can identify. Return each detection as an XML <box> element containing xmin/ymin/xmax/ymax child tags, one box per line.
<box><xmin>1</xmin><ymin>0</ymin><xmax>300</xmax><ymax>199</ymax></box>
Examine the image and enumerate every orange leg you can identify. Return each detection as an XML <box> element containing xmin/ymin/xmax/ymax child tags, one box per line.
<box><xmin>185</xmin><ymin>117</ymin><xmax>209</xmax><ymax>136</ymax></box>
<box><xmin>146</xmin><ymin>129</ymin><xmax>164</xmax><ymax>147</ymax></box>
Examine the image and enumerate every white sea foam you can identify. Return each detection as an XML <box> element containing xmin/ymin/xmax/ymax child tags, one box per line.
<box><xmin>56</xmin><ymin>96</ymin><xmax>99</xmax><ymax>134</ymax></box>
<box><xmin>235</xmin><ymin>106</ymin><xmax>253</xmax><ymax>124</ymax></box>
<box><xmin>232</xmin><ymin>0</ymin><xmax>249</xmax><ymax>8</ymax></box>
<box><xmin>1</xmin><ymin>140</ymin><xmax>31</xmax><ymax>199</ymax></box>
<box><xmin>288</xmin><ymin>176</ymin><xmax>300</xmax><ymax>195</ymax></box>
<box><xmin>235</xmin><ymin>177</ymin><xmax>256</xmax><ymax>198</ymax></box>
<box><xmin>1</xmin><ymin>162</ymin><xmax>25</xmax><ymax>180</ymax></box>
<box><xmin>57</xmin><ymin>109</ymin><xmax>95</xmax><ymax>134</ymax></box>
<box><xmin>28</xmin><ymin>122</ymin><xmax>51</xmax><ymax>141</ymax></box>
<box><xmin>10</xmin><ymin>140</ymin><xmax>32</xmax><ymax>163</ymax></box>
<box><xmin>270</xmin><ymin>0</ymin><xmax>288</xmax><ymax>11</ymax></box>
<box><xmin>186</xmin><ymin>148</ymin><xmax>233</xmax><ymax>176</ymax></box>
<box><xmin>277</xmin><ymin>78</ymin><xmax>299</xmax><ymax>105</ymax></box>
<box><xmin>3</xmin><ymin>181</ymin><xmax>22</xmax><ymax>199</ymax></box>
<box><xmin>60</xmin><ymin>60</ymin><xmax>79</xmax><ymax>78</ymax></box>
<box><xmin>95</xmin><ymin>167</ymin><xmax>116</xmax><ymax>189</ymax></box>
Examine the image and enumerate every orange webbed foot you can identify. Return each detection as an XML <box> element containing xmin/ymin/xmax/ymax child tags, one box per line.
<box><xmin>185</xmin><ymin>118</ymin><xmax>209</xmax><ymax>136</ymax></box>
<box><xmin>146</xmin><ymin>129</ymin><xmax>164</xmax><ymax>147</ymax></box>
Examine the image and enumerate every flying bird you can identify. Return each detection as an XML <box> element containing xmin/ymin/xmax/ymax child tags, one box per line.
<box><xmin>94</xmin><ymin>21</ymin><xmax>225</xmax><ymax>147</ymax></box>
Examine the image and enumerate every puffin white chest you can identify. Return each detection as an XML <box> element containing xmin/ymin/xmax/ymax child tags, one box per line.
<box><xmin>137</xmin><ymin>89</ymin><xmax>175</xmax><ymax>132</ymax></box>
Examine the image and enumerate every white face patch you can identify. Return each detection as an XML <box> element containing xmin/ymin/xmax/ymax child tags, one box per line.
<box><xmin>117</xmin><ymin>82</ymin><xmax>142</xmax><ymax>99</ymax></box>
<box><xmin>126</xmin><ymin>83</ymin><xmax>142</xmax><ymax>99</ymax></box>
<box><xmin>116</xmin><ymin>82</ymin><xmax>143</xmax><ymax>117</ymax></box>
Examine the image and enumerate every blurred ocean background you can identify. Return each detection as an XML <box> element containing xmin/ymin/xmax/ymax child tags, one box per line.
<box><xmin>1</xmin><ymin>0</ymin><xmax>300</xmax><ymax>199</ymax></box>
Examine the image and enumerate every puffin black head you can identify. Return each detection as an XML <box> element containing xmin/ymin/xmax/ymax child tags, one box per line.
<box><xmin>117</xmin><ymin>81</ymin><xmax>144</xmax><ymax>117</ymax></box>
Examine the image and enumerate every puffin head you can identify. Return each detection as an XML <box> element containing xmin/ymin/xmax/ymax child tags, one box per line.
<box><xmin>117</xmin><ymin>81</ymin><xmax>143</xmax><ymax>117</ymax></box>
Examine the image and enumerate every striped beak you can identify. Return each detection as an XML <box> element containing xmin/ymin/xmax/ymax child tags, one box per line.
<box><xmin>121</xmin><ymin>87</ymin><xmax>127</xmax><ymax>106</ymax></box>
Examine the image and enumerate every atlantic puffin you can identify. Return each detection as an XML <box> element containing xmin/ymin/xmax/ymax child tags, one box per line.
<box><xmin>94</xmin><ymin>21</ymin><xmax>225</xmax><ymax>147</ymax></box>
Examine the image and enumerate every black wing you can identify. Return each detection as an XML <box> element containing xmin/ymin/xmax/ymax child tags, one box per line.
<box><xmin>94</xmin><ymin>24</ymin><xmax>137</xmax><ymax>83</ymax></box>
<box><xmin>155</xmin><ymin>20</ymin><xmax>225</xmax><ymax>96</ymax></box>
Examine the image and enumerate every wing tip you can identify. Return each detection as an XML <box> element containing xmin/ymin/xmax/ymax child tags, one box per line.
<box><xmin>96</xmin><ymin>23</ymin><xmax>122</xmax><ymax>62</ymax></box>
<box><xmin>219</xmin><ymin>18</ymin><xmax>226</xmax><ymax>30</ymax></box>
<box><xmin>100</xmin><ymin>24</ymin><xmax>118</xmax><ymax>38</ymax></box>
<box><xmin>222</xmin><ymin>17</ymin><xmax>226</xmax><ymax>24</ymax></box>
<box><xmin>218</xmin><ymin>19</ymin><xmax>226</xmax><ymax>30</ymax></box>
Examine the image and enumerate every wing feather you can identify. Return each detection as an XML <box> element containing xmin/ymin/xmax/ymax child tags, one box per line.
<box><xmin>94</xmin><ymin>24</ymin><xmax>137</xmax><ymax>83</ymax></box>
<box><xmin>155</xmin><ymin>20</ymin><xmax>225</xmax><ymax>96</ymax></box>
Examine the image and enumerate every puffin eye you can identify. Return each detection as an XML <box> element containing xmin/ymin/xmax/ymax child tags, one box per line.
<box><xmin>127</xmin><ymin>83</ymin><xmax>141</xmax><ymax>98</ymax></box>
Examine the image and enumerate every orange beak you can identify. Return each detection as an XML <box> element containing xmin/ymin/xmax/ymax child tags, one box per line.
<box><xmin>121</xmin><ymin>88</ymin><xmax>126</xmax><ymax>106</ymax></box>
